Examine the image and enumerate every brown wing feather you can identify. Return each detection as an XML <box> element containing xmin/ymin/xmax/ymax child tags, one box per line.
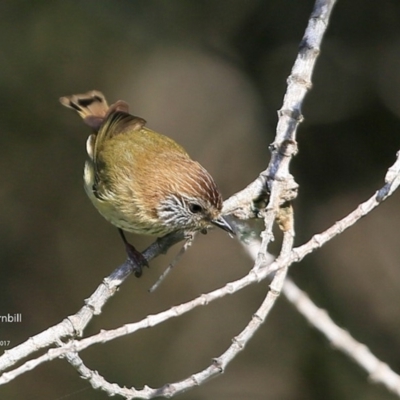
<box><xmin>92</xmin><ymin>111</ymin><xmax>147</xmax><ymax>198</ymax></box>
<box><xmin>94</xmin><ymin>112</ymin><xmax>146</xmax><ymax>156</ymax></box>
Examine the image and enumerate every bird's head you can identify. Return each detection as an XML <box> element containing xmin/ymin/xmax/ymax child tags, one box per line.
<box><xmin>156</xmin><ymin>161</ymin><xmax>233</xmax><ymax>236</ymax></box>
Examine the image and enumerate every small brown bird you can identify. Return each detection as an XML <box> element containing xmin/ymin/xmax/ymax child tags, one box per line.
<box><xmin>60</xmin><ymin>91</ymin><xmax>233</xmax><ymax>276</ymax></box>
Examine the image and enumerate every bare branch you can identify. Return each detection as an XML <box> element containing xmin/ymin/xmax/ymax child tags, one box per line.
<box><xmin>223</xmin><ymin>0</ymin><xmax>338</xmax><ymax>220</ymax></box>
<box><xmin>240</xmin><ymin>151</ymin><xmax>400</xmax><ymax>396</ymax></box>
<box><xmin>2</xmin><ymin>150</ymin><xmax>399</xmax><ymax>392</ymax></box>
<box><xmin>59</xmin><ymin>209</ymin><xmax>295</xmax><ymax>398</ymax></box>
<box><xmin>283</xmin><ymin>278</ymin><xmax>400</xmax><ymax>396</ymax></box>
<box><xmin>0</xmin><ymin>231</ymin><xmax>184</xmax><ymax>375</ymax></box>
<box><xmin>5</xmin><ymin>1</ymin><xmax>400</xmax><ymax>399</ymax></box>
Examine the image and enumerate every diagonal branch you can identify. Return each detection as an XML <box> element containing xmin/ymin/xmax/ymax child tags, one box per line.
<box><xmin>283</xmin><ymin>278</ymin><xmax>400</xmax><ymax>396</ymax></box>
<box><xmin>0</xmin><ymin>231</ymin><xmax>184</xmax><ymax>374</ymax></box>
<box><xmin>222</xmin><ymin>0</ymin><xmax>338</xmax><ymax>220</ymax></box>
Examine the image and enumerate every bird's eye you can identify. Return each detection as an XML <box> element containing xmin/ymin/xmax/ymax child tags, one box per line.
<box><xmin>189</xmin><ymin>203</ymin><xmax>203</xmax><ymax>214</ymax></box>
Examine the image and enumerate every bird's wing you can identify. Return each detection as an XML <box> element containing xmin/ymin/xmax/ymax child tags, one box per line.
<box><xmin>93</xmin><ymin>111</ymin><xmax>146</xmax><ymax>161</ymax></box>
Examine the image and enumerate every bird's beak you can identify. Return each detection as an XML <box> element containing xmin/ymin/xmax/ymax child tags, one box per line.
<box><xmin>211</xmin><ymin>216</ymin><xmax>235</xmax><ymax>236</ymax></box>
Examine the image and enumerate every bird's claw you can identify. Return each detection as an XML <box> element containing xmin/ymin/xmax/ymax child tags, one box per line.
<box><xmin>125</xmin><ymin>243</ymin><xmax>149</xmax><ymax>278</ymax></box>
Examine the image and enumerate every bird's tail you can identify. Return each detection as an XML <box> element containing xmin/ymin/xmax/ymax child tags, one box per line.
<box><xmin>60</xmin><ymin>90</ymin><xmax>132</xmax><ymax>134</ymax></box>
<box><xmin>60</xmin><ymin>90</ymin><xmax>110</xmax><ymax>132</ymax></box>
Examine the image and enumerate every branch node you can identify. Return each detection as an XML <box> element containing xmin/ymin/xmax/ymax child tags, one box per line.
<box><xmin>252</xmin><ymin>312</ymin><xmax>263</xmax><ymax>324</ymax></box>
<box><xmin>212</xmin><ymin>358</ymin><xmax>224</xmax><ymax>373</ymax></box>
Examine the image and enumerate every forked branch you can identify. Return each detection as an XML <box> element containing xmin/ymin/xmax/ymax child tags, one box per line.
<box><xmin>3</xmin><ymin>0</ymin><xmax>400</xmax><ymax>399</ymax></box>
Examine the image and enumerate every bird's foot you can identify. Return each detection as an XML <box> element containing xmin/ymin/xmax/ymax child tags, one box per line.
<box><xmin>125</xmin><ymin>242</ymin><xmax>149</xmax><ymax>278</ymax></box>
<box><xmin>118</xmin><ymin>228</ymin><xmax>149</xmax><ymax>277</ymax></box>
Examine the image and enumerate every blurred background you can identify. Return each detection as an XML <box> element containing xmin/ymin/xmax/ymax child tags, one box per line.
<box><xmin>1</xmin><ymin>1</ymin><xmax>400</xmax><ymax>399</ymax></box>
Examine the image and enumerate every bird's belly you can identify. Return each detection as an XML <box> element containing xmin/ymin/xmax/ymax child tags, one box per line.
<box><xmin>83</xmin><ymin>161</ymin><xmax>171</xmax><ymax>236</ymax></box>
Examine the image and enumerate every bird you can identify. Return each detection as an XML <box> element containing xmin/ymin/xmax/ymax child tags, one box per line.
<box><xmin>60</xmin><ymin>90</ymin><xmax>233</xmax><ymax>277</ymax></box>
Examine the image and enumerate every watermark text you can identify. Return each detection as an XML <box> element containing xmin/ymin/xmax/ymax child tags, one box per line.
<box><xmin>0</xmin><ymin>313</ymin><xmax>22</xmax><ymax>323</ymax></box>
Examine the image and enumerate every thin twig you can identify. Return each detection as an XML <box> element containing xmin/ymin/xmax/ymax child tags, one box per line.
<box><xmin>148</xmin><ymin>233</ymin><xmax>196</xmax><ymax>292</ymax></box>
<box><xmin>283</xmin><ymin>278</ymin><xmax>400</xmax><ymax>396</ymax></box>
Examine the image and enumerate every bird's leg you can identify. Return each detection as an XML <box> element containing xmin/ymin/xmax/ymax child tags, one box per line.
<box><xmin>118</xmin><ymin>228</ymin><xmax>149</xmax><ymax>278</ymax></box>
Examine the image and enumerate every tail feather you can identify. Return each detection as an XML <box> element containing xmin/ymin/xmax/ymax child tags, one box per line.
<box><xmin>59</xmin><ymin>90</ymin><xmax>109</xmax><ymax>132</ymax></box>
